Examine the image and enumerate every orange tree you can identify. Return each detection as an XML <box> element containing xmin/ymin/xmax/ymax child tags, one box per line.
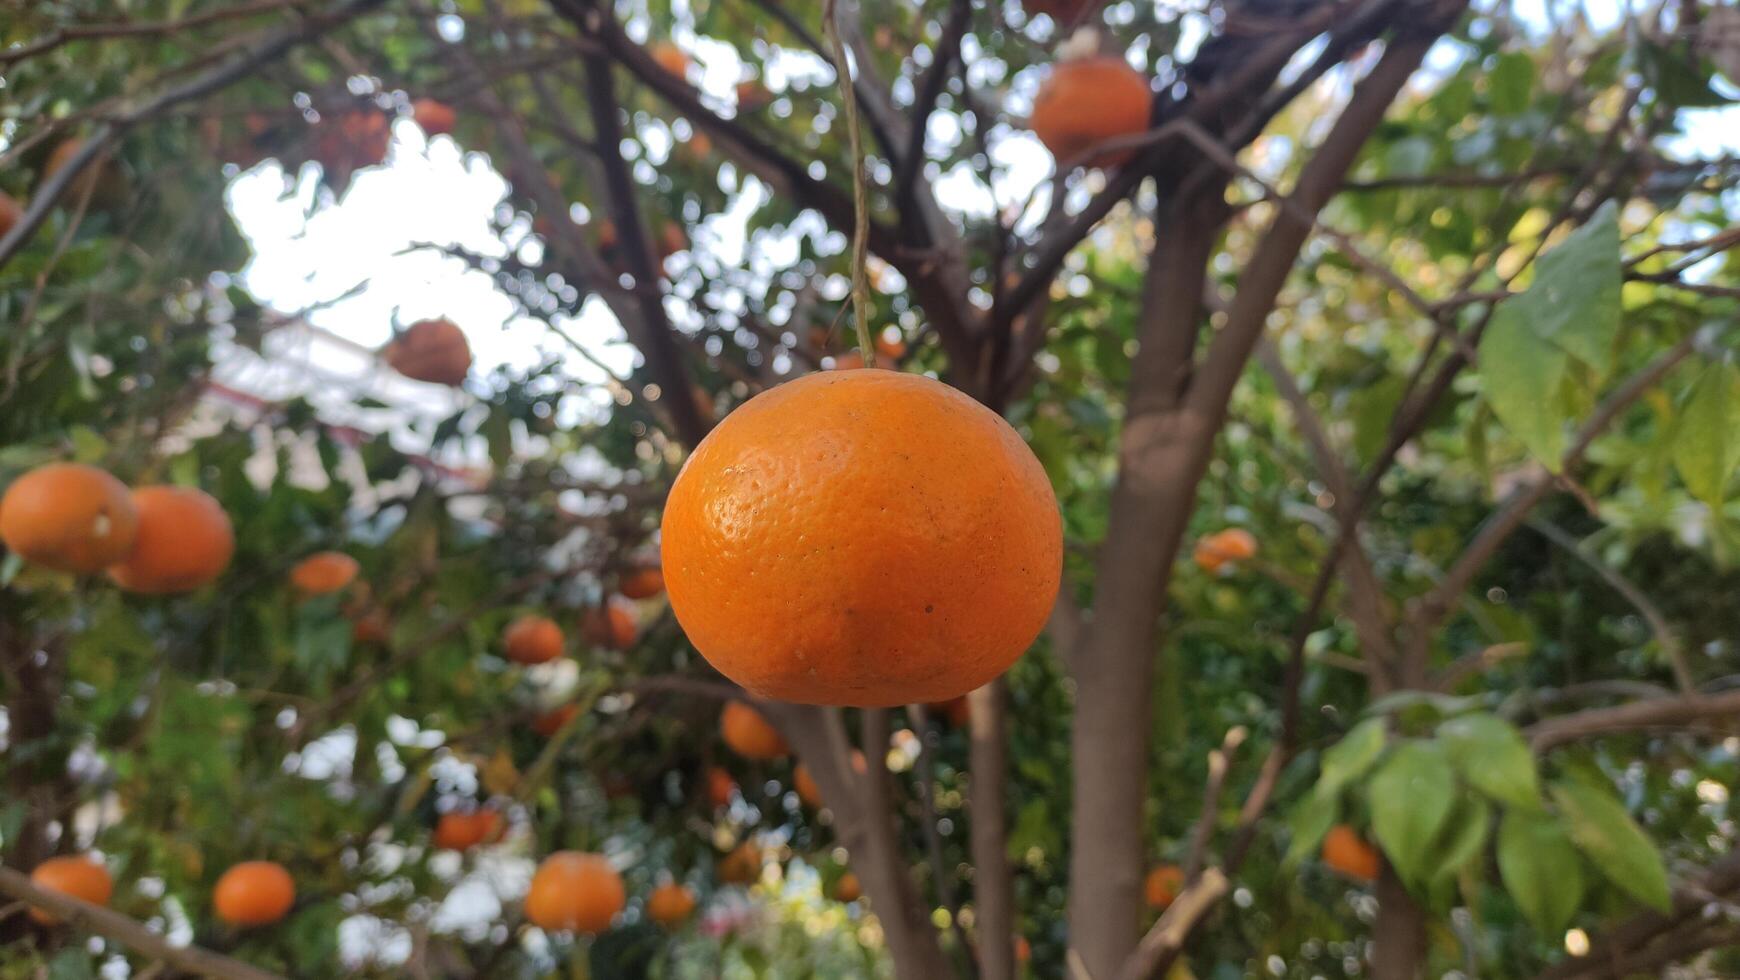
<box><xmin>3</xmin><ymin>0</ymin><xmax>1740</xmax><ymax>977</ymax></box>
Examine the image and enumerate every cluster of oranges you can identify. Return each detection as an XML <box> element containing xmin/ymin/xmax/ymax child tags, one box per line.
<box><xmin>0</xmin><ymin>463</ymin><xmax>233</xmax><ymax>592</ymax></box>
<box><xmin>29</xmin><ymin>856</ymin><xmax>294</xmax><ymax>929</ymax></box>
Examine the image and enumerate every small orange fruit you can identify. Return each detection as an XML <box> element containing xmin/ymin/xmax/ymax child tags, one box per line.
<box><xmin>716</xmin><ymin>842</ymin><xmax>760</xmax><ymax>885</ymax></box>
<box><xmin>792</xmin><ymin>763</ymin><xmax>821</xmax><ymax>807</ymax></box>
<box><xmin>289</xmin><ymin>551</ymin><xmax>359</xmax><ymax>596</ymax></box>
<box><xmin>1193</xmin><ymin>528</ymin><xmax>1258</xmax><ymax>572</ymax></box>
<box><xmin>0</xmin><ymin>190</ymin><xmax>23</xmax><ymax>240</ymax></box>
<box><xmin>831</xmin><ymin>871</ymin><xmax>861</xmax><ymax>902</ymax></box>
<box><xmin>581</xmin><ymin>598</ymin><xmax>638</xmax><ymax>650</ymax></box>
<box><xmin>28</xmin><ymin>856</ymin><xmax>113</xmax><ymax>924</ymax></box>
<box><xmin>1144</xmin><ymin>863</ymin><xmax>1184</xmax><ymax>908</ymax></box>
<box><xmin>1016</xmin><ymin>936</ymin><xmax>1032</xmax><ymax>962</ymax></box>
<box><xmin>351</xmin><ymin>611</ymin><xmax>391</xmax><ymax>646</ymax></box>
<box><xmin>618</xmin><ymin>566</ymin><xmax>665</xmax><ymax>599</ymax></box>
<box><xmin>525</xmin><ymin>852</ymin><xmax>625</xmax><ymax>933</ymax></box>
<box><xmin>385</xmin><ymin>319</ymin><xmax>471</xmax><ymax>386</ymax></box>
<box><xmin>0</xmin><ymin>463</ymin><xmax>138</xmax><ymax>574</ymax></box>
<box><xmin>875</xmin><ymin>331</ymin><xmax>907</xmax><ymax>361</ymax></box>
<box><xmin>720</xmin><ymin>702</ymin><xmax>788</xmax><ymax>759</ymax></box>
<box><xmin>411</xmin><ymin>98</ymin><xmax>457</xmax><ymax>136</ymax></box>
<box><xmin>703</xmin><ymin>766</ymin><xmax>737</xmax><ymax>808</ymax></box>
<box><xmin>651</xmin><ymin>42</ymin><xmax>691</xmax><ymax>79</ymax></box>
<box><xmin>433</xmin><ymin>809</ymin><xmax>504</xmax><ymax>851</ymax></box>
<box><xmin>646</xmin><ymin>882</ymin><xmax>697</xmax><ymax>926</ymax></box>
<box><xmin>1030</xmin><ymin>55</ymin><xmax>1152</xmax><ymax>168</ymax></box>
<box><xmin>530</xmin><ymin>703</ymin><xmax>580</xmax><ymax>737</ymax></box>
<box><xmin>662</xmin><ymin>369</ymin><xmax>1062</xmax><ymax>706</ymax></box>
<box><xmin>503</xmin><ymin>615</ymin><xmax>565</xmax><ymax>665</ymax></box>
<box><xmin>1321</xmin><ymin>825</ymin><xmax>1381</xmax><ymax>882</ymax></box>
<box><xmin>109</xmin><ymin>486</ymin><xmax>234</xmax><ymax>594</ymax></box>
<box><xmin>213</xmin><ymin>861</ymin><xmax>295</xmax><ymax>927</ymax></box>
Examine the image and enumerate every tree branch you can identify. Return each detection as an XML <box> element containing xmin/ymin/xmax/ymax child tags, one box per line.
<box><xmin>969</xmin><ymin>679</ymin><xmax>1016</xmax><ymax>980</ymax></box>
<box><xmin>1526</xmin><ymin>689</ymin><xmax>1740</xmax><ymax>750</ymax></box>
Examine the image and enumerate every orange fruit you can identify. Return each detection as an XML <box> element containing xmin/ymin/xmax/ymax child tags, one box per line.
<box><xmin>651</xmin><ymin>42</ymin><xmax>691</xmax><ymax>79</ymax></box>
<box><xmin>385</xmin><ymin>319</ymin><xmax>471</xmax><ymax>386</ymax></box>
<box><xmin>108</xmin><ymin>486</ymin><xmax>234</xmax><ymax>594</ymax></box>
<box><xmin>0</xmin><ymin>463</ymin><xmax>138</xmax><ymax>574</ymax></box>
<box><xmin>530</xmin><ymin>703</ymin><xmax>579</xmax><ymax>737</ymax></box>
<box><xmin>703</xmin><ymin>766</ymin><xmax>737</xmax><ymax>808</ymax></box>
<box><xmin>720</xmin><ymin>702</ymin><xmax>788</xmax><ymax>759</ymax></box>
<box><xmin>716</xmin><ymin>842</ymin><xmax>760</xmax><ymax>885</ymax></box>
<box><xmin>646</xmin><ymin>882</ymin><xmax>697</xmax><ymax>926</ymax></box>
<box><xmin>525</xmin><ymin>852</ymin><xmax>624</xmax><ymax>933</ymax></box>
<box><xmin>1321</xmin><ymin>825</ymin><xmax>1380</xmax><ymax>882</ymax></box>
<box><xmin>213</xmin><ymin>861</ymin><xmax>296</xmax><ymax>927</ymax></box>
<box><xmin>411</xmin><ymin>98</ymin><xmax>457</xmax><ymax>136</ymax></box>
<box><xmin>43</xmin><ymin>139</ymin><xmax>125</xmax><ymax>207</ymax></box>
<box><xmin>433</xmin><ymin>809</ymin><xmax>504</xmax><ymax>851</ymax></box>
<box><xmin>792</xmin><ymin>763</ymin><xmax>821</xmax><ymax>807</ymax></box>
<box><xmin>1144</xmin><ymin>863</ymin><xmax>1184</xmax><ymax>908</ymax></box>
<box><xmin>618</xmin><ymin>566</ymin><xmax>665</xmax><ymax>599</ymax></box>
<box><xmin>831</xmin><ymin>871</ymin><xmax>861</xmax><ymax>902</ymax></box>
<box><xmin>828</xmin><ymin>351</ymin><xmax>867</xmax><ymax>370</ymax></box>
<box><xmin>875</xmin><ymin>331</ymin><xmax>907</xmax><ymax>361</ymax></box>
<box><xmin>1193</xmin><ymin>528</ymin><xmax>1258</xmax><ymax>572</ymax></box>
<box><xmin>502</xmin><ymin>615</ymin><xmax>565</xmax><ymax>665</ymax></box>
<box><xmin>581</xmin><ymin>598</ymin><xmax>638</xmax><ymax>650</ymax></box>
<box><xmin>661</xmin><ymin>369</ymin><xmax>1062</xmax><ymax>706</ymax></box>
<box><xmin>351</xmin><ymin>611</ymin><xmax>391</xmax><ymax>646</ymax></box>
<box><xmin>1030</xmin><ymin>55</ymin><xmax>1152</xmax><ymax>168</ymax></box>
<box><xmin>0</xmin><ymin>190</ymin><xmax>22</xmax><ymax>240</ymax></box>
<box><xmin>28</xmin><ymin>856</ymin><xmax>113</xmax><ymax>924</ymax></box>
<box><xmin>1016</xmin><ymin>936</ymin><xmax>1032</xmax><ymax>963</ymax></box>
<box><xmin>289</xmin><ymin>551</ymin><xmax>358</xmax><ymax>595</ymax></box>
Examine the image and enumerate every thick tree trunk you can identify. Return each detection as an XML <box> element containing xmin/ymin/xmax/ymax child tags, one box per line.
<box><xmin>970</xmin><ymin>679</ymin><xmax>1016</xmax><ymax>980</ymax></box>
<box><xmin>1372</xmin><ymin>865</ymin><xmax>1427</xmax><ymax>980</ymax></box>
<box><xmin>1</xmin><ymin>615</ymin><xmax>62</xmax><ymax>871</ymax></box>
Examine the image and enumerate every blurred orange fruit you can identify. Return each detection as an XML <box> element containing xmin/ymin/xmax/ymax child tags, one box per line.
<box><xmin>1031</xmin><ymin>56</ymin><xmax>1152</xmax><ymax>168</ymax></box>
<box><xmin>720</xmin><ymin>702</ymin><xmax>787</xmax><ymax>759</ymax></box>
<box><xmin>525</xmin><ymin>852</ymin><xmax>624</xmax><ymax>933</ymax></box>
<box><xmin>213</xmin><ymin>861</ymin><xmax>295</xmax><ymax>927</ymax></box>
<box><xmin>28</xmin><ymin>856</ymin><xmax>112</xmax><ymax>925</ymax></box>
<box><xmin>0</xmin><ymin>463</ymin><xmax>138</xmax><ymax>574</ymax></box>
<box><xmin>503</xmin><ymin>615</ymin><xmax>565</xmax><ymax>665</ymax></box>
<box><xmin>108</xmin><ymin>486</ymin><xmax>233</xmax><ymax>594</ymax></box>
<box><xmin>289</xmin><ymin>552</ymin><xmax>358</xmax><ymax>596</ymax></box>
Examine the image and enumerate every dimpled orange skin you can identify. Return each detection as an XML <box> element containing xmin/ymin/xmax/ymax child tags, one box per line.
<box><xmin>289</xmin><ymin>552</ymin><xmax>358</xmax><ymax>595</ymax></box>
<box><xmin>108</xmin><ymin>486</ymin><xmax>234</xmax><ymax>594</ymax></box>
<box><xmin>524</xmin><ymin>852</ymin><xmax>624</xmax><ymax>934</ymax></box>
<box><xmin>0</xmin><ymin>463</ymin><xmax>138</xmax><ymax>574</ymax></box>
<box><xmin>213</xmin><ymin>861</ymin><xmax>296</xmax><ymax>927</ymax></box>
<box><xmin>1030</xmin><ymin>56</ymin><xmax>1153</xmax><ymax>168</ymax></box>
<box><xmin>28</xmin><ymin>856</ymin><xmax>113</xmax><ymax>925</ymax></box>
<box><xmin>661</xmin><ymin>369</ymin><xmax>1062</xmax><ymax>707</ymax></box>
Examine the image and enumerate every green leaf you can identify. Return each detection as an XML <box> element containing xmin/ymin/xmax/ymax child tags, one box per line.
<box><xmin>1671</xmin><ymin>363</ymin><xmax>1740</xmax><ymax>508</ymax></box>
<box><xmin>1283</xmin><ymin>786</ymin><xmax>1341</xmax><ymax>870</ymax></box>
<box><xmin>1318</xmin><ymin>718</ymin><xmax>1388</xmax><ymax>798</ymax></box>
<box><xmin>1438</xmin><ymin>712</ymin><xmax>1542</xmax><ymax>811</ymax></box>
<box><xmin>1550</xmin><ymin>780</ymin><xmax>1671</xmax><ymax>911</ymax></box>
<box><xmin>1490</xmin><ymin>52</ymin><xmax>1534</xmax><ymax>115</ymax></box>
<box><xmin>47</xmin><ymin>949</ymin><xmax>95</xmax><ymax>980</ymax></box>
<box><xmin>1368</xmin><ymin>741</ymin><xmax>1456</xmax><ymax>887</ymax></box>
<box><xmin>1498</xmin><ymin>809</ymin><xmax>1586</xmax><ymax>935</ymax></box>
<box><xmin>1529</xmin><ymin>201</ymin><xmax>1623</xmax><ymax>376</ymax></box>
<box><xmin>1430</xmin><ymin>794</ymin><xmax>1492</xmax><ymax>888</ymax></box>
<box><xmin>1479</xmin><ymin>305</ymin><xmax>1569</xmax><ymax>467</ymax></box>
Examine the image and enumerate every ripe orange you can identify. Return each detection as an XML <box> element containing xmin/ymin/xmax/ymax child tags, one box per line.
<box><xmin>1144</xmin><ymin>863</ymin><xmax>1184</xmax><ymax>908</ymax></box>
<box><xmin>581</xmin><ymin>598</ymin><xmax>637</xmax><ymax>650</ymax></box>
<box><xmin>0</xmin><ymin>463</ymin><xmax>138</xmax><ymax>574</ymax></box>
<box><xmin>646</xmin><ymin>882</ymin><xmax>697</xmax><ymax>925</ymax></box>
<box><xmin>0</xmin><ymin>190</ymin><xmax>22</xmax><ymax>240</ymax></box>
<box><xmin>618</xmin><ymin>566</ymin><xmax>665</xmax><ymax>599</ymax></box>
<box><xmin>213</xmin><ymin>861</ymin><xmax>295</xmax><ymax>927</ymax></box>
<box><xmin>1193</xmin><ymin>528</ymin><xmax>1258</xmax><ymax>573</ymax></box>
<box><xmin>661</xmin><ymin>369</ymin><xmax>1062</xmax><ymax>706</ymax></box>
<box><xmin>108</xmin><ymin>486</ymin><xmax>234</xmax><ymax>594</ymax></box>
<box><xmin>411</xmin><ymin>98</ymin><xmax>457</xmax><ymax>136</ymax></box>
<box><xmin>831</xmin><ymin>871</ymin><xmax>861</xmax><ymax>902</ymax></box>
<box><xmin>289</xmin><ymin>551</ymin><xmax>359</xmax><ymax>596</ymax></box>
<box><xmin>792</xmin><ymin>763</ymin><xmax>821</xmax><ymax>807</ymax></box>
<box><xmin>525</xmin><ymin>852</ymin><xmax>625</xmax><ymax>934</ymax></box>
<box><xmin>703</xmin><ymin>766</ymin><xmax>737</xmax><ymax>808</ymax></box>
<box><xmin>502</xmin><ymin>615</ymin><xmax>565</xmax><ymax>665</ymax></box>
<box><xmin>530</xmin><ymin>703</ymin><xmax>579</xmax><ymax>737</ymax></box>
<box><xmin>433</xmin><ymin>809</ymin><xmax>504</xmax><ymax>851</ymax></box>
<box><xmin>1030</xmin><ymin>55</ymin><xmax>1152</xmax><ymax>168</ymax></box>
<box><xmin>716</xmin><ymin>842</ymin><xmax>760</xmax><ymax>885</ymax></box>
<box><xmin>651</xmin><ymin>42</ymin><xmax>691</xmax><ymax>79</ymax></box>
<box><xmin>385</xmin><ymin>319</ymin><xmax>471</xmax><ymax>386</ymax></box>
<box><xmin>28</xmin><ymin>856</ymin><xmax>113</xmax><ymax>924</ymax></box>
<box><xmin>720</xmin><ymin>702</ymin><xmax>788</xmax><ymax>760</ymax></box>
<box><xmin>1016</xmin><ymin>936</ymin><xmax>1032</xmax><ymax>962</ymax></box>
<box><xmin>1321</xmin><ymin>825</ymin><xmax>1380</xmax><ymax>881</ymax></box>
<box><xmin>351</xmin><ymin>611</ymin><xmax>391</xmax><ymax>646</ymax></box>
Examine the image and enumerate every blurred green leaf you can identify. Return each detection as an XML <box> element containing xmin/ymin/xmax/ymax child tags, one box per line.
<box><xmin>1551</xmin><ymin>780</ymin><xmax>1671</xmax><ymax>911</ymax></box>
<box><xmin>1368</xmin><ymin>741</ymin><xmax>1456</xmax><ymax>887</ymax></box>
<box><xmin>1438</xmin><ymin>712</ymin><xmax>1542</xmax><ymax>811</ymax></box>
<box><xmin>1498</xmin><ymin>808</ymin><xmax>1586</xmax><ymax>935</ymax></box>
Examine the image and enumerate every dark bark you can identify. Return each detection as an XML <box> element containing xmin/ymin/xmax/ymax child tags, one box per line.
<box><xmin>969</xmin><ymin>679</ymin><xmax>1015</xmax><ymax>980</ymax></box>
<box><xmin>1371</xmin><ymin>865</ymin><xmax>1427</xmax><ymax>980</ymax></box>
